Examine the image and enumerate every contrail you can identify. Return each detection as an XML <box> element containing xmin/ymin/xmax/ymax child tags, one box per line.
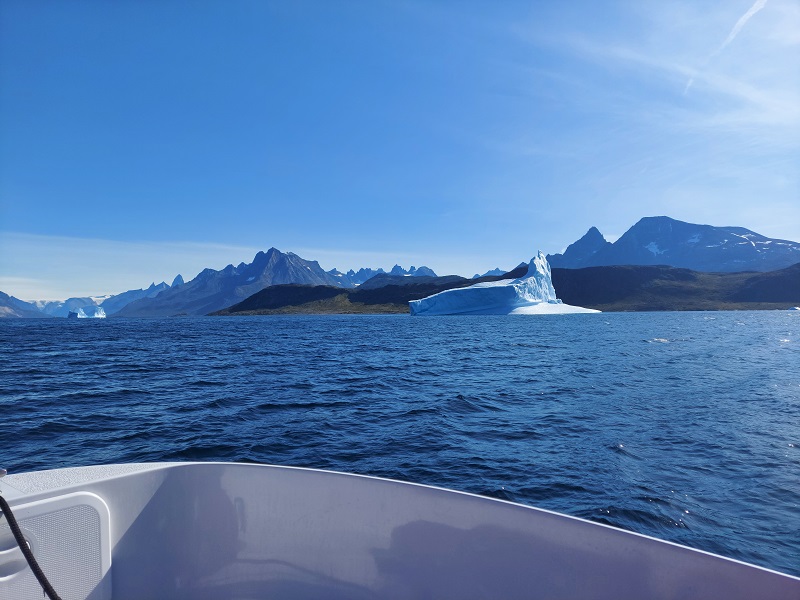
<box><xmin>684</xmin><ymin>0</ymin><xmax>768</xmax><ymax>95</ymax></box>
<box><xmin>714</xmin><ymin>0</ymin><xmax>768</xmax><ymax>55</ymax></box>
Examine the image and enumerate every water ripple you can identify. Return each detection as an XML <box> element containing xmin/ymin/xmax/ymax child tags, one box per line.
<box><xmin>1</xmin><ymin>312</ymin><xmax>798</xmax><ymax>576</ymax></box>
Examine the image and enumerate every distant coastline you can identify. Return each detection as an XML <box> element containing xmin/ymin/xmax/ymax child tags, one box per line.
<box><xmin>212</xmin><ymin>262</ymin><xmax>800</xmax><ymax>316</ymax></box>
<box><xmin>3</xmin><ymin>217</ymin><xmax>800</xmax><ymax>318</ymax></box>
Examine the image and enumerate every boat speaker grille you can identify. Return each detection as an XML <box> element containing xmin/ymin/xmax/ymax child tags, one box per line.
<box><xmin>0</xmin><ymin>492</ymin><xmax>111</xmax><ymax>600</ymax></box>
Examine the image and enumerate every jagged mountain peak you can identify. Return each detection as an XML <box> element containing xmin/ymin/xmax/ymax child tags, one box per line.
<box><xmin>116</xmin><ymin>246</ymin><xmax>349</xmax><ymax>317</ymax></box>
<box><xmin>331</xmin><ymin>264</ymin><xmax>438</xmax><ymax>287</ymax></box>
<box><xmin>582</xmin><ymin>226</ymin><xmax>606</xmax><ymax>241</ymax></box>
<box><xmin>552</xmin><ymin>216</ymin><xmax>800</xmax><ymax>272</ymax></box>
<box><xmin>388</xmin><ymin>264</ymin><xmax>438</xmax><ymax>277</ymax></box>
<box><xmin>547</xmin><ymin>226</ymin><xmax>611</xmax><ymax>269</ymax></box>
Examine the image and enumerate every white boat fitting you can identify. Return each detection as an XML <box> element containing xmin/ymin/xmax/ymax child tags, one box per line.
<box><xmin>0</xmin><ymin>462</ymin><xmax>797</xmax><ymax>600</ymax></box>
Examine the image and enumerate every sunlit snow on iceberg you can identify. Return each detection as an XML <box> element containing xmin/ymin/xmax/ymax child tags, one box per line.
<box><xmin>409</xmin><ymin>251</ymin><xmax>599</xmax><ymax>316</ymax></box>
<box><xmin>72</xmin><ymin>306</ymin><xmax>107</xmax><ymax>319</ymax></box>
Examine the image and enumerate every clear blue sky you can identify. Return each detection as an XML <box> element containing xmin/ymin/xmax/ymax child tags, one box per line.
<box><xmin>1</xmin><ymin>0</ymin><xmax>798</xmax><ymax>300</ymax></box>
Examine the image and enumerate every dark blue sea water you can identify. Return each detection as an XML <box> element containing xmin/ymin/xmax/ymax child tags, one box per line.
<box><xmin>1</xmin><ymin>312</ymin><xmax>799</xmax><ymax>575</ymax></box>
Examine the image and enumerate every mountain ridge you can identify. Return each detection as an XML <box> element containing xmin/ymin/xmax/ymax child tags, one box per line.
<box><xmin>4</xmin><ymin>216</ymin><xmax>798</xmax><ymax>317</ymax></box>
<box><xmin>213</xmin><ymin>262</ymin><xmax>800</xmax><ymax>315</ymax></box>
<box><xmin>115</xmin><ymin>247</ymin><xmax>347</xmax><ymax>317</ymax></box>
<box><xmin>0</xmin><ymin>292</ymin><xmax>52</xmax><ymax>318</ymax></box>
<box><xmin>548</xmin><ymin>217</ymin><xmax>800</xmax><ymax>272</ymax></box>
<box><xmin>114</xmin><ymin>248</ymin><xmax>442</xmax><ymax>317</ymax></box>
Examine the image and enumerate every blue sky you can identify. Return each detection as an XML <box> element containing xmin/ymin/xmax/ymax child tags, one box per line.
<box><xmin>1</xmin><ymin>0</ymin><xmax>798</xmax><ymax>300</ymax></box>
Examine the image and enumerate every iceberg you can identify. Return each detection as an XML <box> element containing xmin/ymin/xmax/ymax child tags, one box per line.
<box><xmin>409</xmin><ymin>252</ymin><xmax>599</xmax><ymax>316</ymax></box>
<box><xmin>67</xmin><ymin>306</ymin><xmax>107</xmax><ymax>319</ymax></box>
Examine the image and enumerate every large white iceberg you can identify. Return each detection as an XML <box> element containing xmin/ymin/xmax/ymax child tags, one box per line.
<box><xmin>409</xmin><ymin>252</ymin><xmax>599</xmax><ymax>316</ymax></box>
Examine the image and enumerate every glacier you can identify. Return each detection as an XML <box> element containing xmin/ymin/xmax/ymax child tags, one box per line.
<box><xmin>409</xmin><ymin>252</ymin><xmax>599</xmax><ymax>316</ymax></box>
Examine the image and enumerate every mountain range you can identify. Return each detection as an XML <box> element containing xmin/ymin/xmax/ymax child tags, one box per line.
<box><xmin>0</xmin><ymin>248</ymin><xmax>438</xmax><ymax>318</ymax></box>
<box><xmin>115</xmin><ymin>249</ymin><xmax>438</xmax><ymax>317</ymax></box>
<box><xmin>548</xmin><ymin>216</ymin><xmax>800</xmax><ymax>272</ymax></box>
<box><xmin>327</xmin><ymin>264</ymin><xmax>437</xmax><ymax>287</ymax></box>
<box><xmin>33</xmin><ymin>280</ymin><xmax>175</xmax><ymax>318</ymax></box>
<box><xmin>213</xmin><ymin>262</ymin><xmax>800</xmax><ymax>315</ymax></box>
<box><xmin>116</xmin><ymin>248</ymin><xmax>344</xmax><ymax>317</ymax></box>
<box><xmin>0</xmin><ymin>292</ymin><xmax>50</xmax><ymax>318</ymax></box>
<box><xmin>1</xmin><ymin>216</ymin><xmax>798</xmax><ymax>317</ymax></box>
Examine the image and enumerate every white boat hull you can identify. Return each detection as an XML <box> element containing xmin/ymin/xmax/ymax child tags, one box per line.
<box><xmin>1</xmin><ymin>462</ymin><xmax>798</xmax><ymax>599</ymax></box>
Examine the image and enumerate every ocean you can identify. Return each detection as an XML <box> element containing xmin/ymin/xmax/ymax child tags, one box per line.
<box><xmin>1</xmin><ymin>311</ymin><xmax>798</xmax><ymax>576</ymax></box>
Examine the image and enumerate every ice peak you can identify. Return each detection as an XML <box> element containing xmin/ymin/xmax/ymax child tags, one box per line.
<box><xmin>410</xmin><ymin>251</ymin><xmax>596</xmax><ymax>315</ymax></box>
<box><xmin>517</xmin><ymin>251</ymin><xmax>558</xmax><ymax>303</ymax></box>
<box><xmin>526</xmin><ymin>251</ymin><xmax>551</xmax><ymax>277</ymax></box>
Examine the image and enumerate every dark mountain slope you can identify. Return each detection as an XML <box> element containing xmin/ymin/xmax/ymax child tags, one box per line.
<box><xmin>0</xmin><ymin>292</ymin><xmax>51</xmax><ymax>318</ymax></box>
<box><xmin>548</xmin><ymin>226</ymin><xmax>612</xmax><ymax>268</ymax></box>
<box><xmin>213</xmin><ymin>270</ymin><xmax>523</xmax><ymax>315</ymax></box>
<box><xmin>552</xmin><ymin>262</ymin><xmax>800</xmax><ymax>311</ymax></box>
<box><xmin>358</xmin><ymin>274</ymin><xmax>466</xmax><ymax>291</ymax></box>
<box><xmin>729</xmin><ymin>262</ymin><xmax>800</xmax><ymax>303</ymax></box>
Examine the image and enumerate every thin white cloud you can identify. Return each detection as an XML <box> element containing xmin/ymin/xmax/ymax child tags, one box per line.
<box><xmin>685</xmin><ymin>0</ymin><xmax>769</xmax><ymax>93</ymax></box>
<box><xmin>716</xmin><ymin>0</ymin><xmax>768</xmax><ymax>55</ymax></box>
<box><xmin>523</xmin><ymin>6</ymin><xmax>798</xmax><ymax>132</ymax></box>
<box><xmin>502</xmin><ymin>1</ymin><xmax>799</xmax><ymax>250</ymax></box>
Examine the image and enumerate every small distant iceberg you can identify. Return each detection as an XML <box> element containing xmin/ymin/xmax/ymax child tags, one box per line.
<box><xmin>410</xmin><ymin>251</ymin><xmax>599</xmax><ymax>316</ymax></box>
<box><xmin>67</xmin><ymin>306</ymin><xmax>107</xmax><ymax>319</ymax></box>
<box><xmin>790</xmin><ymin>307</ymin><xmax>800</xmax><ymax>311</ymax></box>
